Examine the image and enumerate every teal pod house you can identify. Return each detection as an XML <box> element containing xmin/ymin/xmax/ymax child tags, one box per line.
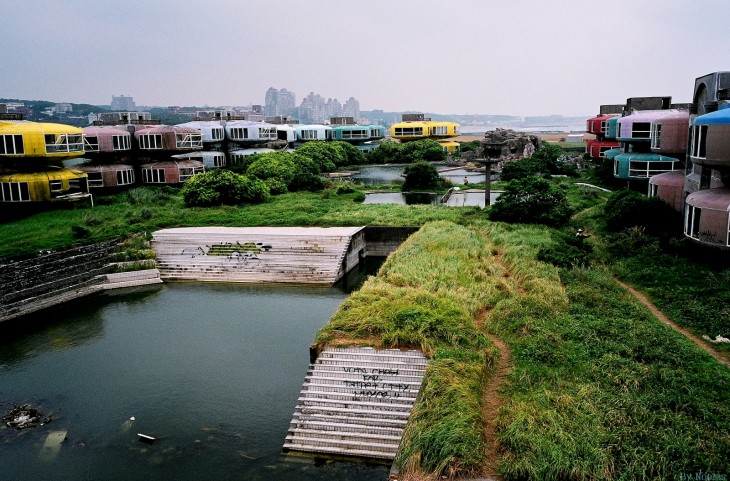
<box><xmin>614</xmin><ymin>152</ymin><xmax>679</xmax><ymax>179</ymax></box>
<box><xmin>329</xmin><ymin>125</ymin><xmax>372</xmax><ymax>143</ymax></box>
<box><xmin>605</xmin><ymin>117</ymin><xmax>620</xmax><ymax>140</ymax></box>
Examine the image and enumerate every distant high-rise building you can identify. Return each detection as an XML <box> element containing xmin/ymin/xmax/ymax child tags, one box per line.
<box><xmin>265</xmin><ymin>88</ymin><xmax>296</xmax><ymax>118</ymax></box>
<box><xmin>342</xmin><ymin>97</ymin><xmax>360</xmax><ymax>120</ymax></box>
<box><xmin>266</xmin><ymin>88</ymin><xmax>361</xmax><ymax>124</ymax></box>
<box><xmin>111</xmin><ymin>95</ymin><xmax>136</xmax><ymax>111</ymax></box>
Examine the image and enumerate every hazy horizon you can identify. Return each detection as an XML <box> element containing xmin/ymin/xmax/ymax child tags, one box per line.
<box><xmin>3</xmin><ymin>0</ymin><xmax>728</xmax><ymax>117</ymax></box>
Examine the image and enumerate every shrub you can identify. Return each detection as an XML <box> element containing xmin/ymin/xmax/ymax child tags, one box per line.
<box><xmin>368</xmin><ymin>141</ymin><xmax>403</xmax><ymax>164</ymax></box>
<box><xmin>246</xmin><ymin>153</ymin><xmax>297</xmax><ymax>195</ymax></box>
<box><xmin>537</xmin><ymin>230</ymin><xmax>594</xmax><ymax>267</ymax></box>
<box><xmin>289</xmin><ymin>154</ymin><xmax>327</xmax><ymax>192</ymax></box>
<box><xmin>71</xmin><ymin>225</ymin><xmax>91</xmax><ymax>239</ymax></box>
<box><xmin>401</xmin><ymin>139</ymin><xmax>447</xmax><ymax>163</ymax></box>
<box><xmin>402</xmin><ymin>161</ymin><xmax>443</xmax><ymax>191</ymax></box>
<box><xmin>331</xmin><ymin>141</ymin><xmax>366</xmax><ymax>166</ymax></box>
<box><xmin>181</xmin><ymin>169</ymin><xmax>269</xmax><ymax>206</ymax></box>
<box><xmin>604</xmin><ymin>189</ymin><xmax>681</xmax><ymax>234</ymax></box>
<box><xmin>489</xmin><ymin>176</ymin><xmax>572</xmax><ymax>227</ymax></box>
<box><xmin>294</xmin><ymin>142</ymin><xmax>343</xmax><ymax>172</ymax></box>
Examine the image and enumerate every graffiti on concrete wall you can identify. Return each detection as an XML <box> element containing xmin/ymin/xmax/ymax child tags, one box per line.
<box><xmin>341</xmin><ymin>366</ymin><xmax>414</xmax><ymax>401</ymax></box>
<box><xmin>180</xmin><ymin>241</ymin><xmax>273</xmax><ymax>264</ymax></box>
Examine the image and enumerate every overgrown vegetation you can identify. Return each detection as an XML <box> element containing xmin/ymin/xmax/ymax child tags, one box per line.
<box><xmin>315</xmin><ymin>222</ymin><xmax>502</xmax><ymax>477</ymax></box>
<box><xmin>401</xmin><ymin>161</ymin><xmax>444</xmax><ymax>191</ymax></box>
<box><xmin>489</xmin><ymin>176</ymin><xmax>572</xmax><ymax>227</ymax></box>
<box><xmin>501</xmin><ymin>142</ymin><xmax>579</xmax><ymax>181</ymax></box>
<box><xmin>2</xmin><ymin>143</ymin><xmax>729</xmax><ymax>480</ymax></box>
<box><xmin>181</xmin><ymin>169</ymin><xmax>270</xmax><ymax>206</ymax></box>
<box><xmin>367</xmin><ymin>139</ymin><xmax>446</xmax><ymax>164</ymax></box>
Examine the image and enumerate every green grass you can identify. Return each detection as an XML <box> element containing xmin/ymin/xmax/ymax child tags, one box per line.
<box><xmin>0</xmin><ymin>187</ymin><xmax>479</xmax><ymax>259</ymax></box>
<box><xmin>3</xmin><ymin>168</ymin><xmax>729</xmax><ymax>479</ymax></box>
<box><xmin>469</xmin><ymin>221</ymin><xmax>730</xmax><ymax>480</ymax></box>
<box><xmin>315</xmin><ymin>222</ymin><xmax>501</xmax><ymax>477</ymax></box>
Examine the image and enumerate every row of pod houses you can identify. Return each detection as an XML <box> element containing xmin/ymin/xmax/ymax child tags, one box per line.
<box><xmin>586</xmin><ymin>71</ymin><xmax>730</xmax><ymax>249</ymax></box>
<box><xmin>0</xmin><ymin>112</ymin><xmax>392</xmax><ymax>205</ymax></box>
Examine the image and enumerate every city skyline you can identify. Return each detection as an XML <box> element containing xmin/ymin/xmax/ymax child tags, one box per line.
<box><xmin>3</xmin><ymin>0</ymin><xmax>729</xmax><ymax>117</ymax></box>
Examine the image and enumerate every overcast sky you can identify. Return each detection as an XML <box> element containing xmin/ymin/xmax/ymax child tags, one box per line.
<box><xmin>2</xmin><ymin>0</ymin><xmax>728</xmax><ymax>117</ymax></box>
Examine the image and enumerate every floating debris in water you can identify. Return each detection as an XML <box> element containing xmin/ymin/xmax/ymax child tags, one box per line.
<box><xmin>3</xmin><ymin>404</ymin><xmax>52</xmax><ymax>430</ymax></box>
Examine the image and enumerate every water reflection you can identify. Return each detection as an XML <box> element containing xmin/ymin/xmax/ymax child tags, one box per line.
<box><xmin>0</xmin><ymin>270</ymin><xmax>388</xmax><ymax>480</ymax></box>
<box><xmin>363</xmin><ymin>190</ymin><xmax>501</xmax><ymax>208</ymax></box>
<box><xmin>352</xmin><ymin>163</ymin><xmax>486</xmax><ymax>186</ymax></box>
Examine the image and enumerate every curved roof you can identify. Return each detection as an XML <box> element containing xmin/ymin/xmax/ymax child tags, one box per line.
<box><xmin>648</xmin><ymin>170</ymin><xmax>685</xmax><ymax>187</ymax></box>
<box><xmin>686</xmin><ymin>188</ymin><xmax>730</xmax><ymax>211</ymax></box>
<box><xmin>586</xmin><ymin>114</ymin><xmax>619</xmax><ymax>122</ymax></box>
<box><xmin>82</xmin><ymin>126</ymin><xmax>129</xmax><ymax>136</ymax></box>
<box><xmin>0</xmin><ymin>120</ymin><xmax>83</xmax><ymax>135</ymax></box>
<box><xmin>0</xmin><ymin>167</ymin><xmax>86</xmax><ymax>182</ymax></box>
<box><xmin>619</xmin><ymin>109</ymin><xmax>684</xmax><ymax>124</ymax></box>
<box><xmin>693</xmin><ymin>107</ymin><xmax>730</xmax><ymax>125</ymax></box>
<box><xmin>615</xmin><ymin>152</ymin><xmax>678</xmax><ymax>162</ymax></box>
<box><xmin>141</xmin><ymin>160</ymin><xmax>204</xmax><ymax>169</ymax></box>
<box><xmin>135</xmin><ymin>125</ymin><xmax>201</xmax><ymax>135</ymax></box>
<box><xmin>653</xmin><ymin>110</ymin><xmax>690</xmax><ymax>124</ymax></box>
<box><xmin>77</xmin><ymin>163</ymin><xmax>134</xmax><ymax>173</ymax></box>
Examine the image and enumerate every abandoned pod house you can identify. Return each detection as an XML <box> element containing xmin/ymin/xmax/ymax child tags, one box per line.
<box><xmin>0</xmin><ymin>118</ymin><xmax>91</xmax><ymax>205</ymax></box>
<box><xmin>590</xmin><ymin>71</ymin><xmax>730</xmax><ymax>249</ymax></box>
<box><xmin>390</xmin><ymin>113</ymin><xmax>461</xmax><ymax>153</ymax></box>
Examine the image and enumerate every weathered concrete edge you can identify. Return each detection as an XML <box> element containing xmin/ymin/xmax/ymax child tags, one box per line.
<box><xmin>0</xmin><ymin>268</ymin><xmax>162</xmax><ymax>323</ymax></box>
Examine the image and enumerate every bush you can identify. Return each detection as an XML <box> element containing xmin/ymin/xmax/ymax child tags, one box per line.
<box><xmin>604</xmin><ymin>189</ymin><xmax>681</xmax><ymax>234</ymax></box>
<box><xmin>402</xmin><ymin>161</ymin><xmax>443</xmax><ymax>191</ymax></box>
<box><xmin>401</xmin><ymin>139</ymin><xmax>447</xmax><ymax>163</ymax></box>
<box><xmin>294</xmin><ymin>142</ymin><xmax>343</xmax><ymax>172</ymax></box>
<box><xmin>537</xmin><ymin>230</ymin><xmax>594</xmax><ymax>268</ymax></box>
<box><xmin>289</xmin><ymin>154</ymin><xmax>327</xmax><ymax>192</ymax></box>
<box><xmin>181</xmin><ymin>169</ymin><xmax>269</xmax><ymax>206</ymax></box>
<box><xmin>331</xmin><ymin>141</ymin><xmax>366</xmax><ymax>166</ymax></box>
<box><xmin>71</xmin><ymin>225</ymin><xmax>91</xmax><ymax>239</ymax></box>
<box><xmin>368</xmin><ymin>141</ymin><xmax>403</xmax><ymax>164</ymax></box>
<box><xmin>246</xmin><ymin>152</ymin><xmax>297</xmax><ymax>195</ymax></box>
<box><xmin>489</xmin><ymin>176</ymin><xmax>572</xmax><ymax>227</ymax></box>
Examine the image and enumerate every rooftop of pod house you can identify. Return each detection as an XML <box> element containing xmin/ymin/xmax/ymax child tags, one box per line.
<box><xmin>0</xmin><ymin>120</ymin><xmax>85</xmax><ymax>160</ymax></box>
<box><xmin>689</xmin><ymin>106</ymin><xmax>730</xmax><ymax>168</ymax></box>
<box><xmin>616</xmin><ymin>109</ymin><xmax>686</xmax><ymax>142</ymax></box>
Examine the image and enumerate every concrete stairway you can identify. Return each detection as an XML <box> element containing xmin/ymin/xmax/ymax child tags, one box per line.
<box><xmin>283</xmin><ymin>347</ymin><xmax>428</xmax><ymax>460</ymax></box>
<box><xmin>151</xmin><ymin>227</ymin><xmax>365</xmax><ymax>285</ymax></box>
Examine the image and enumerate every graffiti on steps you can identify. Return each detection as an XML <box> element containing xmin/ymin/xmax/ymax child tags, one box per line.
<box><xmin>179</xmin><ymin>242</ymin><xmax>273</xmax><ymax>263</ymax></box>
<box><xmin>338</xmin><ymin>365</ymin><xmax>414</xmax><ymax>401</ymax></box>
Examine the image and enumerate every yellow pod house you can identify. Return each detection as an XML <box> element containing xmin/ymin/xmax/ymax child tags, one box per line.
<box><xmin>390</xmin><ymin>114</ymin><xmax>460</xmax><ymax>142</ymax></box>
<box><xmin>0</xmin><ymin>167</ymin><xmax>90</xmax><ymax>203</ymax></box>
<box><xmin>0</xmin><ymin>120</ymin><xmax>85</xmax><ymax>163</ymax></box>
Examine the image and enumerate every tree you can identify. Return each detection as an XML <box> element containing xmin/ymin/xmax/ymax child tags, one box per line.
<box><xmin>368</xmin><ymin>141</ymin><xmax>403</xmax><ymax>164</ymax></box>
<box><xmin>331</xmin><ymin>141</ymin><xmax>366</xmax><ymax>166</ymax></box>
<box><xmin>500</xmin><ymin>142</ymin><xmax>577</xmax><ymax>181</ymax></box>
<box><xmin>401</xmin><ymin>139</ymin><xmax>446</xmax><ymax>163</ymax></box>
<box><xmin>489</xmin><ymin>176</ymin><xmax>572</xmax><ymax>226</ymax></box>
<box><xmin>289</xmin><ymin>153</ymin><xmax>327</xmax><ymax>191</ymax></box>
<box><xmin>295</xmin><ymin>142</ymin><xmax>343</xmax><ymax>172</ymax></box>
<box><xmin>181</xmin><ymin>169</ymin><xmax>269</xmax><ymax>207</ymax></box>
<box><xmin>402</xmin><ymin>161</ymin><xmax>443</xmax><ymax>191</ymax></box>
<box><xmin>247</xmin><ymin>152</ymin><xmax>297</xmax><ymax>195</ymax></box>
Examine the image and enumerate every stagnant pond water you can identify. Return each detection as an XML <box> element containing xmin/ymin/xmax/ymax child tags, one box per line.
<box><xmin>0</xmin><ymin>272</ymin><xmax>389</xmax><ymax>480</ymax></box>
<box><xmin>363</xmin><ymin>190</ymin><xmax>501</xmax><ymax>208</ymax></box>
<box><xmin>353</xmin><ymin>164</ymin><xmax>488</xmax><ymax>186</ymax></box>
